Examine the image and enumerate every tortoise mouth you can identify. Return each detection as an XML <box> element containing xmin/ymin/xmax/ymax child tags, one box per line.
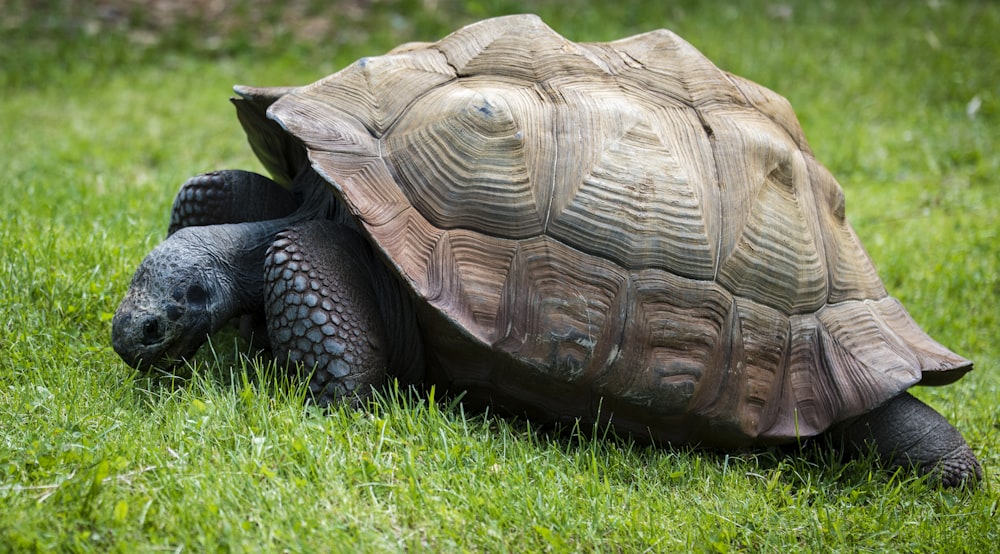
<box><xmin>145</xmin><ymin>328</ymin><xmax>210</xmax><ymax>371</ymax></box>
<box><xmin>113</xmin><ymin>308</ymin><xmax>212</xmax><ymax>372</ymax></box>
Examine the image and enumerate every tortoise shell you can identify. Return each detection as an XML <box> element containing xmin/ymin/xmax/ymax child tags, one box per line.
<box><xmin>237</xmin><ymin>15</ymin><xmax>970</xmax><ymax>446</ymax></box>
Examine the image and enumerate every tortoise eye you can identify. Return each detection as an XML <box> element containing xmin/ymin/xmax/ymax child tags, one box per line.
<box><xmin>187</xmin><ymin>285</ymin><xmax>208</xmax><ymax>306</ymax></box>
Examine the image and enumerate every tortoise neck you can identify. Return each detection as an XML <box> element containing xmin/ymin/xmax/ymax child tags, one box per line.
<box><xmin>199</xmin><ymin>217</ymin><xmax>296</xmax><ymax>330</ymax></box>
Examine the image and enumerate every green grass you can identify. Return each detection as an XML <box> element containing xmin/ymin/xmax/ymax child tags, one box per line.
<box><xmin>2</xmin><ymin>0</ymin><xmax>998</xmax><ymax>551</ymax></box>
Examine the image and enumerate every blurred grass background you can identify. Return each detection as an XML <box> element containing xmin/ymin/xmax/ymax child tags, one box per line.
<box><xmin>1</xmin><ymin>0</ymin><xmax>998</xmax><ymax>551</ymax></box>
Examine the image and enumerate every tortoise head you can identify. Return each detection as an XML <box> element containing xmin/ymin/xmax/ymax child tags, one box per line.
<box><xmin>112</xmin><ymin>226</ymin><xmax>239</xmax><ymax>371</ymax></box>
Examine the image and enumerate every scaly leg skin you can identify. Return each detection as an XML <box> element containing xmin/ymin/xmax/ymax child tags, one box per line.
<box><xmin>168</xmin><ymin>170</ymin><xmax>300</xmax><ymax>235</ymax></box>
<box><xmin>264</xmin><ymin>220</ymin><xmax>390</xmax><ymax>406</ymax></box>
<box><xmin>833</xmin><ymin>392</ymin><xmax>983</xmax><ymax>488</ymax></box>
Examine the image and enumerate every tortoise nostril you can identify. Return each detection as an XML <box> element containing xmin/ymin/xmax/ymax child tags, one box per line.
<box><xmin>141</xmin><ymin>317</ymin><xmax>161</xmax><ymax>345</ymax></box>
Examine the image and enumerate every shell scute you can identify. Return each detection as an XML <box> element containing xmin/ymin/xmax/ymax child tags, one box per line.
<box><xmin>385</xmin><ymin>83</ymin><xmax>543</xmax><ymax>238</ymax></box>
<box><xmin>589</xmin><ymin>28</ymin><xmax>745</xmax><ymax>108</ymax></box>
<box><xmin>725</xmin><ymin>72</ymin><xmax>810</xmax><ymax>151</ymax></box>
<box><xmin>306</xmin><ymin>150</ymin><xmax>407</xmax><ymax>226</ymax></box>
<box><xmin>804</xmin><ymin>157</ymin><xmax>888</xmax><ymax>303</ymax></box>
<box><xmin>728</xmin><ymin>298</ymin><xmax>792</xmax><ymax>438</ymax></box>
<box><xmin>716</xmin><ymin>148</ymin><xmax>828</xmax><ymax>314</ymax></box>
<box><xmin>548</xmin><ymin>114</ymin><xmax>717</xmax><ymax>279</ymax></box>
<box><xmin>494</xmin><ymin>236</ymin><xmax>627</xmax><ymax>383</ymax></box>
<box><xmin>599</xmin><ymin>270</ymin><xmax>733</xmax><ymax>425</ymax></box>
<box><xmin>426</xmin><ymin>229</ymin><xmax>517</xmax><ymax>342</ymax></box>
<box><xmin>298</xmin><ymin>47</ymin><xmax>454</xmax><ymax>138</ymax></box>
<box><xmin>438</xmin><ymin>14</ymin><xmax>610</xmax><ymax>81</ymax></box>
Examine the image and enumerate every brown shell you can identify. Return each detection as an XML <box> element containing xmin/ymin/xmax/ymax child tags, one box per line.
<box><xmin>249</xmin><ymin>15</ymin><xmax>970</xmax><ymax>446</ymax></box>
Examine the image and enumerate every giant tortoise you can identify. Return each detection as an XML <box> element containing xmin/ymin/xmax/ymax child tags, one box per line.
<box><xmin>112</xmin><ymin>15</ymin><xmax>982</xmax><ymax>486</ymax></box>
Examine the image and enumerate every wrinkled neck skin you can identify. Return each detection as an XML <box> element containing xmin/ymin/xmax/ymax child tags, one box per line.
<box><xmin>112</xmin><ymin>217</ymin><xmax>293</xmax><ymax>371</ymax></box>
<box><xmin>192</xmin><ymin>220</ymin><xmax>282</xmax><ymax>314</ymax></box>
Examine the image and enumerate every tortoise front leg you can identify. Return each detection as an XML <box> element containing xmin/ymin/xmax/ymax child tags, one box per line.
<box><xmin>168</xmin><ymin>170</ymin><xmax>299</xmax><ymax>235</ymax></box>
<box><xmin>263</xmin><ymin>220</ymin><xmax>391</xmax><ymax>406</ymax></box>
<box><xmin>832</xmin><ymin>392</ymin><xmax>982</xmax><ymax>488</ymax></box>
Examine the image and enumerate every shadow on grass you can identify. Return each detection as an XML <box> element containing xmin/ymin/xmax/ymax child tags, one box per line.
<box><xmin>123</xmin><ymin>328</ymin><xmax>948</xmax><ymax>498</ymax></box>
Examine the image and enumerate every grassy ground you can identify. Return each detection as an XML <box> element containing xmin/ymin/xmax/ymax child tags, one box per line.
<box><xmin>2</xmin><ymin>0</ymin><xmax>998</xmax><ymax>551</ymax></box>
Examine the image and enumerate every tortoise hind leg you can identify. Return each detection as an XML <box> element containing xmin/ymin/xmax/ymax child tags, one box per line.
<box><xmin>263</xmin><ymin>220</ymin><xmax>390</xmax><ymax>406</ymax></box>
<box><xmin>168</xmin><ymin>170</ymin><xmax>299</xmax><ymax>235</ymax></box>
<box><xmin>831</xmin><ymin>392</ymin><xmax>982</xmax><ymax>488</ymax></box>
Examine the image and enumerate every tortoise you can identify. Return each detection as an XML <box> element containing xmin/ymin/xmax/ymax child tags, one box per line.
<box><xmin>112</xmin><ymin>14</ymin><xmax>982</xmax><ymax>487</ymax></box>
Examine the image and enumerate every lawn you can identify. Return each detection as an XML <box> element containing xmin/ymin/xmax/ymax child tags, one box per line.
<box><xmin>1</xmin><ymin>0</ymin><xmax>998</xmax><ymax>551</ymax></box>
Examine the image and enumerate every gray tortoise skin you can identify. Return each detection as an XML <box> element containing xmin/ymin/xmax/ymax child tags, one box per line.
<box><xmin>113</xmin><ymin>15</ymin><xmax>982</xmax><ymax>487</ymax></box>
